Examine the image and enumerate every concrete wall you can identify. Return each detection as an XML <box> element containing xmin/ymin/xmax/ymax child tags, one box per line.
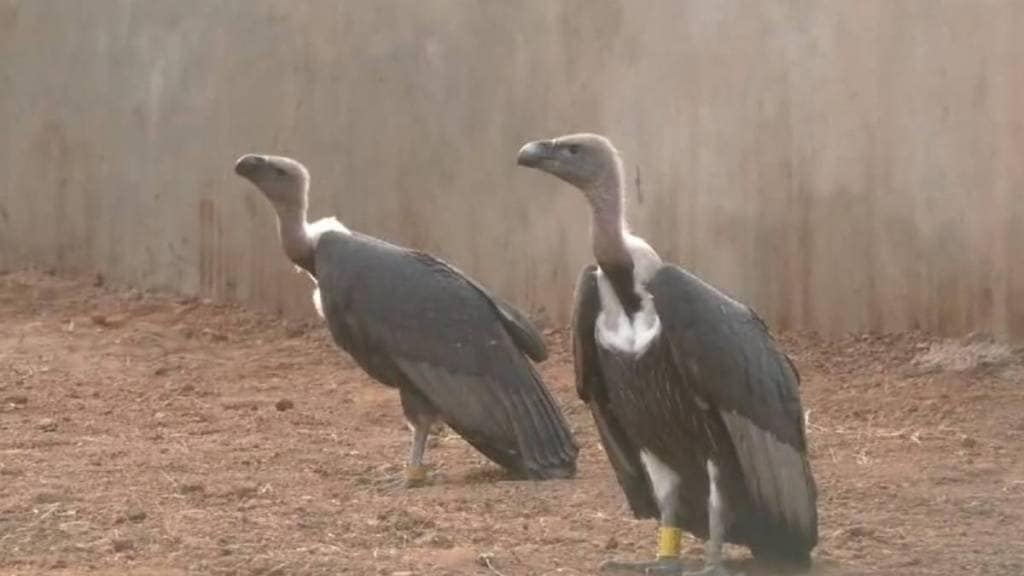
<box><xmin>1</xmin><ymin>1</ymin><xmax>1023</xmax><ymax>336</ymax></box>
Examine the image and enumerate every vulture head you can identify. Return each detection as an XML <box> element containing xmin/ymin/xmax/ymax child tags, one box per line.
<box><xmin>234</xmin><ymin>154</ymin><xmax>310</xmax><ymax>213</ymax></box>
<box><xmin>517</xmin><ymin>133</ymin><xmax>623</xmax><ymax>195</ymax></box>
<box><xmin>235</xmin><ymin>154</ymin><xmax>318</xmax><ymax>272</ymax></box>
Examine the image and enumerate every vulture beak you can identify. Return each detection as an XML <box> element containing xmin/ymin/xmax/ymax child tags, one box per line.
<box><xmin>234</xmin><ymin>154</ymin><xmax>267</xmax><ymax>178</ymax></box>
<box><xmin>516</xmin><ymin>140</ymin><xmax>554</xmax><ymax>169</ymax></box>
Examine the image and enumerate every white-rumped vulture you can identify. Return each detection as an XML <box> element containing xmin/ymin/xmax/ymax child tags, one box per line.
<box><xmin>517</xmin><ymin>134</ymin><xmax>817</xmax><ymax>575</ymax></box>
<box><xmin>234</xmin><ymin>154</ymin><xmax>577</xmax><ymax>486</ymax></box>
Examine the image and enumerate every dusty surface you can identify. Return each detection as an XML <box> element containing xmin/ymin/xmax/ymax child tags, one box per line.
<box><xmin>1</xmin><ymin>270</ymin><xmax>1022</xmax><ymax>576</ymax></box>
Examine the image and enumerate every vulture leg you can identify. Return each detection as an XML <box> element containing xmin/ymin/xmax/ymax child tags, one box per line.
<box><xmin>399</xmin><ymin>386</ymin><xmax>438</xmax><ymax>488</ymax></box>
<box><xmin>405</xmin><ymin>422</ymin><xmax>431</xmax><ymax>487</ymax></box>
<box><xmin>683</xmin><ymin>461</ymin><xmax>733</xmax><ymax>576</ymax></box>
<box><xmin>599</xmin><ymin>452</ymin><xmax>689</xmax><ymax>574</ymax></box>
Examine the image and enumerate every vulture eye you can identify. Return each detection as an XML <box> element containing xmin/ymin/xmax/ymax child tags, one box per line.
<box><xmin>567</xmin><ymin>144</ymin><xmax>580</xmax><ymax>155</ymax></box>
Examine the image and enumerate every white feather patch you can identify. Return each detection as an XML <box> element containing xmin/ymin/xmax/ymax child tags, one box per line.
<box><xmin>302</xmin><ymin>217</ymin><xmax>347</xmax><ymax>319</ymax></box>
<box><xmin>594</xmin><ymin>271</ymin><xmax>662</xmax><ymax>356</ymax></box>
<box><xmin>305</xmin><ymin>217</ymin><xmax>350</xmax><ymax>242</ymax></box>
<box><xmin>707</xmin><ymin>459</ymin><xmax>722</xmax><ymax>511</ymax></box>
<box><xmin>640</xmin><ymin>449</ymin><xmax>679</xmax><ymax>507</ymax></box>
<box><xmin>311</xmin><ymin>286</ymin><xmax>324</xmax><ymax>318</ymax></box>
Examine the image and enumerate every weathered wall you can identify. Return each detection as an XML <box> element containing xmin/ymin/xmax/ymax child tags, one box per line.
<box><xmin>1</xmin><ymin>1</ymin><xmax>1023</xmax><ymax>336</ymax></box>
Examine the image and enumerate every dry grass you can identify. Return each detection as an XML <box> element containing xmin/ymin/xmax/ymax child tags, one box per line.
<box><xmin>1</xmin><ymin>270</ymin><xmax>1023</xmax><ymax>575</ymax></box>
<box><xmin>909</xmin><ymin>334</ymin><xmax>1016</xmax><ymax>374</ymax></box>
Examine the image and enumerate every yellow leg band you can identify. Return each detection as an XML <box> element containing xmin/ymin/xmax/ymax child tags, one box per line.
<box><xmin>656</xmin><ymin>526</ymin><xmax>682</xmax><ymax>559</ymax></box>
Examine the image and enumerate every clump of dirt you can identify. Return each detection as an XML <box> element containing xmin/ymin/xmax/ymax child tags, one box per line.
<box><xmin>1</xmin><ymin>270</ymin><xmax>1022</xmax><ymax>575</ymax></box>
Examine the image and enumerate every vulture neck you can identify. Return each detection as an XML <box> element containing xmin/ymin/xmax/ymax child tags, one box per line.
<box><xmin>587</xmin><ymin>174</ymin><xmax>642</xmax><ymax>315</ymax></box>
<box><xmin>271</xmin><ymin>193</ymin><xmax>317</xmax><ymax>276</ymax></box>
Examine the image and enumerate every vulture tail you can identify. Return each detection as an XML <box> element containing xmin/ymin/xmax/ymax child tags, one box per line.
<box><xmin>747</xmin><ymin>490</ymin><xmax>817</xmax><ymax>570</ymax></box>
<box><xmin>508</xmin><ymin>365</ymin><xmax>578</xmax><ymax>479</ymax></box>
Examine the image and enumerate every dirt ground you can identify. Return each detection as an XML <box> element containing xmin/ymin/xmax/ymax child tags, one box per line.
<box><xmin>1</xmin><ymin>270</ymin><xmax>1022</xmax><ymax>576</ymax></box>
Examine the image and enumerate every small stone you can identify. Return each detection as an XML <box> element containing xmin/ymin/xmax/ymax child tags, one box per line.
<box><xmin>91</xmin><ymin>313</ymin><xmax>128</xmax><ymax>328</ymax></box>
<box><xmin>275</xmin><ymin>398</ymin><xmax>294</xmax><ymax>412</ymax></box>
<box><xmin>176</xmin><ymin>482</ymin><xmax>205</xmax><ymax>495</ymax></box>
<box><xmin>126</xmin><ymin>509</ymin><xmax>147</xmax><ymax>523</ymax></box>
<box><xmin>222</xmin><ymin>399</ymin><xmax>260</xmax><ymax>411</ymax></box>
<box><xmin>4</xmin><ymin>394</ymin><xmax>28</xmax><ymax>406</ymax></box>
<box><xmin>283</xmin><ymin>322</ymin><xmax>306</xmax><ymax>338</ymax></box>
<box><xmin>112</xmin><ymin>538</ymin><xmax>134</xmax><ymax>552</ymax></box>
<box><xmin>229</xmin><ymin>484</ymin><xmax>259</xmax><ymax>499</ymax></box>
<box><xmin>0</xmin><ymin>466</ymin><xmax>25</xmax><ymax>477</ymax></box>
<box><xmin>38</xmin><ymin>418</ymin><xmax>58</xmax><ymax>432</ymax></box>
<box><xmin>476</xmin><ymin>553</ymin><xmax>497</xmax><ymax>568</ymax></box>
<box><xmin>202</xmin><ymin>328</ymin><xmax>228</xmax><ymax>342</ymax></box>
<box><xmin>845</xmin><ymin>525</ymin><xmax>871</xmax><ymax>539</ymax></box>
<box><xmin>426</xmin><ymin>532</ymin><xmax>452</xmax><ymax>549</ymax></box>
<box><xmin>33</xmin><ymin>491</ymin><xmax>65</xmax><ymax>504</ymax></box>
<box><xmin>604</xmin><ymin>535</ymin><xmax>619</xmax><ymax>550</ymax></box>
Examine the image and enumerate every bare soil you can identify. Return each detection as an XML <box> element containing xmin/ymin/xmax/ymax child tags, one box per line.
<box><xmin>1</xmin><ymin>270</ymin><xmax>1022</xmax><ymax>576</ymax></box>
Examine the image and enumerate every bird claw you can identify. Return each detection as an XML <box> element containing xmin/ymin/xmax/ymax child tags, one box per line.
<box><xmin>599</xmin><ymin>557</ymin><xmax>686</xmax><ymax>575</ymax></box>
<box><xmin>404</xmin><ymin>464</ymin><xmax>429</xmax><ymax>488</ymax></box>
<box><xmin>363</xmin><ymin>465</ymin><xmax>432</xmax><ymax>492</ymax></box>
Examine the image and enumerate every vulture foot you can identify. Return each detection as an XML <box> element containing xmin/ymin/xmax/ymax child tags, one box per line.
<box><xmin>404</xmin><ymin>464</ymin><xmax>429</xmax><ymax>488</ymax></box>
<box><xmin>598</xmin><ymin>558</ymin><xmax>686</xmax><ymax>575</ymax></box>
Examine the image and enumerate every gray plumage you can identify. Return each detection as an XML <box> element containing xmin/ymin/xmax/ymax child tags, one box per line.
<box><xmin>315</xmin><ymin>231</ymin><xmax>576</xmax><ymax>478</ymax></box>
<box><xmin>519</xmin><ymin>133</ymin><xmax>817</xmax><ymax>572</ymax></box>
<box><xmin>575</xmin><ymin>264</ymin><xmax>817</xmax><ymax>560</ymax></box>
<box><xmin>234</xmin><ymin>153</ymin><xmax>577</xmax><ymax>482</ymax></box>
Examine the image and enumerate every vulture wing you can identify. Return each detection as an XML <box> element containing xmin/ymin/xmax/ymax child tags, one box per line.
<box><xmin>314</xmin><ymin>231</ymin><xmax>576</xmax><ymax>478</ymax></box>
<box><xmin>426</xmin><ymin>258</ymin><xmax>548</xmax><ymax>363</ymax></box>
<box><xmin>647</xmin><ymin>265</ymin><xmax>817</xmax><ymax>550</ymax></box>
<box><xmin>574</xmin><ymin>265</ymin><xmax>659</xmax><ymax>518</ymax></box>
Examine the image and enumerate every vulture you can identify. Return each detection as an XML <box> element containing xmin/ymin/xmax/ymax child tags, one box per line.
<box><xmin>234</xmin><ymin>154</ymin><xmax>577</xmax><ymax>486</ymax></box>
<box><xmin>517</xmin><ymin>134</ymin><xmax>817</xmax><ymax>575</ymax></box>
